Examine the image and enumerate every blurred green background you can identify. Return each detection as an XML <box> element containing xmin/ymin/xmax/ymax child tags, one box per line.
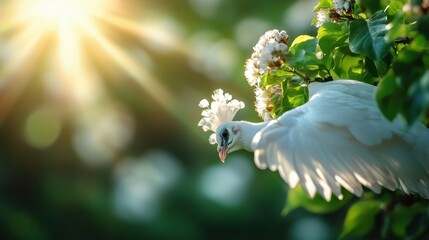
<box><xmin>0</xmin><ymin>0</ymin><xmax>349</xmax><ymax>239</ymax></box>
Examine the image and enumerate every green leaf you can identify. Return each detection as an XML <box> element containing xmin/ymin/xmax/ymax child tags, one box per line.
<box><xmin>407</xmin><ymin>70</ymin><xmax>429</xmax><ymax>123</ymax></box>
<box><xmin>373</xmin><ymin>59</ymin><xmax>388</xmax><ymax>77</ymax></box>
<box><xmin>331</xmin><ymin>47</ymin><xmax>368</xmax><ymax>80</ymax></box>
<box><xmin>288</xmin><ymin>75</ymin><xmax>304</xmax><ymax>86</ymax></box>
<box><xmin>260</xmin><ymin>70</ymin><xmax>294</xmax><ymax>87</ymax></box>
<box><xmin>286</xmin><ymin>86</ymin><xmax>308</xmax><ymax>108</ymax></box>
<box><xmin>282</xmin><ymin>185</ymin><xmax>352</xmax><ymax>216</ymax></box>
<box><xmin>272</xmin><ymin>69</ymin><xmax>296</xmax><ymax>77</ymax></box>
<box><xmin>349</xmin><ymin>11</ymin><xmax>391</xmax><ymax>60</ymax></box>
<box><xmin>288</xmin><ymin>52</ymin><xmax>319</xmax><ymax>71</ymax></box>
<box><xmin>287</xmin><ymin>35</ymin><xmax>327</xmax><ymax>79</ymax></box>
<box><xmin>314</xmin><ymin>0</ymin><xmax>333</xmax><ymax>10</ymax></box>
<box><xmin>318</xmin><ymin>22</ymin><xmax>349</xmax><ymax>55</ymax></box>
<box><xmin>259</xmin><ymin>72</ymin><xmax>268</xmax><ymax>86</ymax></box>
<box><xmin>278</xmin><ymin>84</ymin><xmax>309</xmax><ymax>115</ymax></box>
<box><xmin>385</xmin><ymin>14</ymin><xmax>411</xmax><ymax>43</ymax></box>
<box><xmin>289</xmin><ymin>35</ymin><xmax>318</xmax><ymax>55</ymax></box>
<box><xmin>340</xmin><ymin>200</ymin><xmax>384</xmax><ymax>238</ymax></box>
<box><xmin>376</xmin><ymin>70</ymin><xmax>401</xmax><ymax>120</ymax></box>
<box><xmin>408</xmin><ymin>34</ymin><xmax>428</xmax><ymax>53</ymax></box>
<box><xmin>386</xmin><ymin>0</ymin><xmax>406</xmax><ymax>16</ymax></box>
<box><xmin>391</xmin><ymin>203</ymin><xmax>428</xmax><ymax>237</ymax></box>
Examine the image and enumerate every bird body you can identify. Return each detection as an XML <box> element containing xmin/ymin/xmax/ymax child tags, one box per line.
<box><xmin>199</xmin><ymin>80</ymin><xmax>429</xmax><ymax>201</ymax></box>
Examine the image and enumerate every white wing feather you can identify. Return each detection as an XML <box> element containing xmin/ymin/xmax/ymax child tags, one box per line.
<box><xmin>252</xmin><ymin>80</ymin><xmax>429</xmax><ymax>201</ymax></box>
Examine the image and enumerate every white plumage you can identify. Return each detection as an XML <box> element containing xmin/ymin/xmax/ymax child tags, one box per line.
<box><xmin>198</xmin><ymin>80</ymin><xmax>429</xmax><ymax>201</ymax></box>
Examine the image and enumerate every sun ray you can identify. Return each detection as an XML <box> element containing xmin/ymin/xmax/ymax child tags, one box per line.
<box><xmin>0</xmin><ymin>0</ymin><xmax>104</xmax><ymax>124</ymax></box>
<box><xmin>0</xmin><ymin>25</ymin><xmax>47</xmax><ymax>87</ymax></box>
<box><xmin>97</xmin><ymin>14</ymin><xmax>193</xmax><ymax>57</ymax></box>
<box><xmin>53</xmin><ymin>20</ymin><xmax>102</xmax><ymax>109</ymax></box>
<box><xmin>0</xmin><ymin>27</ymin><xmax>48</xmax><ymax>124</ymax></box>
<box><xmin>0</xmin><ymin>0</ymin><xmax>200</xmax><ymax>135</ymax></box>
<box><xmin>80</xmin><ymin>23</ymin><xmax>196</xmax><ymax>129</ymax></box>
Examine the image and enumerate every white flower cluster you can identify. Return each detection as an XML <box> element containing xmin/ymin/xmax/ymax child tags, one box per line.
<box><xmin>244</xmin><ymin>30</ymin><xmax>288</xmax><ymax>121</ymax></box>
<box><xmin>198</xmin><ymin>89</ymin><xmax>245</xmax><ymax>144</ymax></box>
<box><xmin>255</xmin><ymin>84</ymin><xmax>282</xmax><ymax>121</ymax></box>
<box><xmin>315</xmin><ymin>8</ymin><xmax>330</xmax><ymax>28</ymax></box>
<box><xmin>244</xmin><ymin>29</ymin><xmax>289</xmax><ymax>86</ymax></box>
<box><xmin>314</xmin><ymin>0</ymin><xmax>352</xmax><ymax>28</ymax></box>
<box><xmin>333</xmin><ymin>0</ymin><xmax>351</xmax><ymax>11</ymax></box>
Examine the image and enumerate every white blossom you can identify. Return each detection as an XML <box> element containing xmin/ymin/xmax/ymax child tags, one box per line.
<box><xmin>315</xmin><ymin>8</ymin><xmax>330</xmax><ymax>28</ymax></box>
<box><xmin>244</xmin><ymin>58</ymin><xmax>260</xmax><ymax>86</ymax></box>
<box><xmin>198</xmin><ymin>89</ymin><xmax>245</xmax><ymax>144</ymax></box>
<box><xmin>254</xmin><ymin>84</ymin><xmax>282</xmax><ymax>121</ymax></box>
<box><xmin>244</xmin><ymin>29</ymin><xmax>289</xmax><ymax>86</ymax></box>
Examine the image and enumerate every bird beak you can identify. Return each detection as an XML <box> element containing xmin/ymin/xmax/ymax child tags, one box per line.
<box><xmin>218</xmin><ymin>146</ymin><xmax>227</xmax><ymax>163</ymax></box>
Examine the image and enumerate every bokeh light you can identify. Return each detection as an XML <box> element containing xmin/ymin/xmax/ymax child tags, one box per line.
<box><xmin>188</xmin><ymin>31</ymin><xmax>240</xmax><ymax>81</ymax></box>
<box><xmin>234</xmin><ymin>18</ymin><xmax>271</xmax><ymax>49</ymax></box>
<box><xmin>112</xmin><ymin>150</ymin><xmax>183</xmax><ymax>221</ymax></box>
<box><xmin>73</xmin><ymin>102</ymin><xmax>135</xmax><ymax>166</ymax></box>
<box><xmin>199</xmin><ymin>155</ymin><xmax>254</xmax><ymax>206</ymax></box>
<box><xmin>23</xmin><ymin>106</ymin><xmax>61</xmax><ymax>149</ymax></box>
<box><xmin>289</xmin><ymin>217</ymin><xmax>331</xmax><ymax>240</ymax></box>
<box><xmin>188</xmin><ymin>0</ymin><xmax>223</xmax><ymax>18</ymax></box>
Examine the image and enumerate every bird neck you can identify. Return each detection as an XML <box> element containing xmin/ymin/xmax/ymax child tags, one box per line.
<box><xmin>237</xmin><ymin>121</ymin><xmax>269</xmax><ymax>152</ymax></box>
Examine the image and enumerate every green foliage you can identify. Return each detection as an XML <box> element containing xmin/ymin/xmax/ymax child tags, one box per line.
<box><xmin>349</xmin><ymin>11</ymin><xmax>390</xmax><ymax>61</ymax></box>
<box><xmin>317</xmin><ymin>22</ymin><xmax>348</xmax><ymax>55</ymax></box>
<box><xmin>314</xmin><ymin>0</ymin><xmax>333</xmax><ymax>10</ymax></box>
<box><xmin>377</xmin><ymin>35</ymin><xmax>429</xmax><ymax>123</ymax></box>
<box><xmin>258</xmin><ymin>0</ymin><xmax>429</xmax><ymax>125</ymax></box>
<box><xmin>391</xmin><ymin>202</ymin><xmax>427</xmax><ymax>237</ymax></box>
<box><xmin>282</xmin><ymin>185</ymin><xmax>352</xmax><ymax>215</ymax></box>
<box><xmin>274</xmin><ymin>83</ymin><xmax>307</xmax><ymax>118</ymax></box>
<box><xmin>339</xmin><ymin>199</ymin><xmax>385</xmax><ymax>238</ymax></box>
<box><xmin>287</xmin><ymin>35</ymin><xmax>325</xmax><ymax>79</ymax></box>
<box><xmin>253</xmin><ymin>0</ymin><xmax>429</xmax><ymax>238</ymax></box>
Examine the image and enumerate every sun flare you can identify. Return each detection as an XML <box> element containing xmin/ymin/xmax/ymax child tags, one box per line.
<box><xmin>0</xmin><ymin>0</ymin><xmax>189</xmax><ymax>129</ymax></box>
<box><xmin>27</xmin><ymin>0</ymin><xmax>95</xmax><ymax>25</ymax></box>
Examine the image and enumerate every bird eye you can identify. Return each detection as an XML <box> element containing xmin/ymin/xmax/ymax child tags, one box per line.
<box><xmin>221</xmin><ymin>129</ymin><xmax>229</xmax><ymax>139</ymax></box>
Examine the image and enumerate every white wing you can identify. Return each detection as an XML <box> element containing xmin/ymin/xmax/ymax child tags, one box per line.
<box><xmin>252</xmin><ymin>80</ymin><xmax>429</xmax><ymax>201</ymax></box>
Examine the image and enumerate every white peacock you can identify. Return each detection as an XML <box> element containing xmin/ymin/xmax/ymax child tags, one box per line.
<box><xmin>198</xmin><ymin>80</ymin><xmax>429</xmax><ymax>201</ymax></box>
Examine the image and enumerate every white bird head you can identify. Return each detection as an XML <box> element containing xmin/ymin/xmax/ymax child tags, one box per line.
<box><xmin>198</xmin><ymin>89</ymin><xmax>245</xmax><ymax>162</ymax></box>
<box><xmin>215</xmin><ymin>122</ymin><xmax>242</xmax><ymax>162</ymax></box>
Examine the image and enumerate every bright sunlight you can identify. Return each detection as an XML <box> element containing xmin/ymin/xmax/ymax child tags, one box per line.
<box><xmin>22</xmin><ymin>0</ymin><xmax>107</xmax><ymax>28</ymax></box>
<box><xmin>0</xmin><ymin>0</ymin><xmax>187</xmax><ymax>128</ymax></box>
